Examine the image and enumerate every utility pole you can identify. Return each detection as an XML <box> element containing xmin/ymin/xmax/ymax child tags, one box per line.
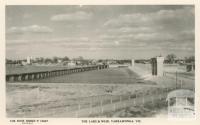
<box><xmin>176</xmin><ymin>71</ymin><xmax>177</xmax><ymax>89</ymax></box>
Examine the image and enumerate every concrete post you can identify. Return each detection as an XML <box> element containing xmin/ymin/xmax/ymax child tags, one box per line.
<box><xmin>131</xmin><ymin>59</ymin><xmax>135</xmax><ymax>67</ymax></box>
<box><xmin>156</xmin><ymin>57</ymin><xmax>164</xmax><ymax>76</ymax></box>
<box><xmin>27</xmin><ymin>56</ymin><xmax>31</xmax><ymax>64</ymax></box>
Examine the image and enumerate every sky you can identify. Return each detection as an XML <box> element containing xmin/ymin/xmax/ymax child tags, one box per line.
<box><xmin>6</xmin><ymin>5</ymin><xmax>195</xmax><ymax>60</ymax></box>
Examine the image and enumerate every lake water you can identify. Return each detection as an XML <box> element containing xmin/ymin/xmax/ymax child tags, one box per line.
<box><xmin>28</xmin><ymin>67</ymin><xmax>155</xmax><ymax>84</ymax></box>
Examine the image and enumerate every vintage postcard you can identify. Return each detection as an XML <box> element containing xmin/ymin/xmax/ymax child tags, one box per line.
<box><xmin>0</xmin><ymin>0</ymin><xmax>199</xmax><ymax>125</ymax></box>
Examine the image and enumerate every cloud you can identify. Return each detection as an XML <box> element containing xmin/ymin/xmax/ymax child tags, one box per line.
<box><xmin>104</xmin><ymin>7</ymin><xmax>194</xmax><ymax>31</ymax></box>
<box><xmin>6</xmin><ymin>6</ymin><xmax>194</xmax><ymax>59</ymax></box>
<box><xmin>100</xmin><ymin>6</ymin><xmax>194</xmax><ymax>53</ymax></box>
<box><xmin>118</xmin><ymin>27</ymin><xmax>154</xmax><ymax>33</ymax></box>
<box><xmin>51</xmin><ymin>11</ymin><xmax>92</xmax><ymax>21</ymax></box>
<box><xmin>7</xmin><ymin>25</ymin><xmax>53</xmax><ymax>34</ymax></box>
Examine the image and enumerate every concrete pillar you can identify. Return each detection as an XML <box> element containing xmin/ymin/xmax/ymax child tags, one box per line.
<box><xmin>151</xmin><ymin>56</ymin><xmax>164</xmax><ymax>76</ymax></box>
<box><xmin>27</xmin><ymin>74</ymin><xmax>32</xmax><ymax>80</ymax></box>
<box><xmin>131</xmin><ymin>59</ymin><xmax>135</xmax><ymax>67</ymax></box>
<box><xmin>11</xmin><ymin>76</ymin><xmax>15</xmax><ymax>81</ymax></box>
<box><xmin>43</xmin><ymin>73</ymin><xmax>46</xmax><ymax>78</ymax></box>
<box><xmin>21</xmin><ymin>75</ymin><xmax>26</xmax><ymax>81</ymax></box>
<box><xmin>17</xmin><ymin>75</ymin><xmax>22</xmax><ymax>81</ymax></box>
<box><xmin>39</xmin><ymin>73</ymin><xmax>43</xmax><ymax>79</ymax></box>
<box><xmin>6</xmin><ymin>76</ymin><xmax>9</xmax><ymax>81</ymax></box>
<box><xmin>31</xmin><ymin>74</ymin><xmax>34</xmax><ymax>80</ymax></box>
<box><xmin>36</xmin><ymin>74</ymin><xmax>40</xmax><ymax>79</ymax></box>
<box><xmin>27</xmin><ymin>56</ymin><xmax>31</xmax><ymax>64</ymax></box>
<box><xmin>25</xmin><ymin>74</ymin><xmax>30</xmax><ymax>80</ymax></box>
<box><xmin>50</xmin><ymin>72</ymin><xmax>53</xmax><ymax>76</ymax></box>
<box><xmin>11</xmin><ymin>76</ymin><xmax>16</xmax><ymax>81</ymax></box>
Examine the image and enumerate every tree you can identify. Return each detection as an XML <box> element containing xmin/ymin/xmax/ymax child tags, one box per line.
<box><xmin>62</xmin><ymin>56</ymin><xmax>69</xmax><ymax>62</ymax></box>
<box><xmin>185</xmin><ymin>56</ymin><xmax>195</xmax><ymax>63</ymax></box>
<box><xmin>6</xmin><ymin>59</ymin><xmax>13</xmax><ymax>64</ymax></box>
<box><xmin>166</xmin><ymin>54</ymin><xmax>176</xmax><ymax>64</ymax></box>
<box><xmin>52</xmin><ymin>56</ymin><xmax>59</xmax><ymax>63</ymax></box>
<box><xmin>77</xmin><ymin>56</ymin><xmax>84</xmax><ymax>61</ymax></box>
<box><xmin>44</xmin><ymin>58</ymin><xmax>53</xmax><ymax>64</ymax></box>
<box><xmin>36</xmin><ymin>57</ymin><xmax>44</xmax><ymax>64</ymax></box>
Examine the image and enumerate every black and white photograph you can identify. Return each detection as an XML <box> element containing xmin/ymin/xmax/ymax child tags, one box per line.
<box><xmin>5</xmin><ymin>5</ymin><xmax>195</xmax><ymax>118</ymax></box>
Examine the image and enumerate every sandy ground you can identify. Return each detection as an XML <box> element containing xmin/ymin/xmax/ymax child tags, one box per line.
<box><xmin>7</xmin><ymin>83</ymin><xmax>163</xmax><ymax>117</ymax></box>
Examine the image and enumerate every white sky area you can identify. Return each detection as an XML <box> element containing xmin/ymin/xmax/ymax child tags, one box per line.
<box><xmin>6</xmin><ymin>5</ymin><xmax>194</xmax><ymax>60</ymax></box>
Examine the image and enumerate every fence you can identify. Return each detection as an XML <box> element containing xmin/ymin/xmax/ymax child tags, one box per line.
<box><xmin>163</xmin><ymin>71</ymin><xmax>195</xmax><ymax>91</ymax></box>
<box><xmin>18</xmin><ymin>71</ymin><xmax>195</xmax><ymax>118</ymax></box>
<box><xmin>22</xmin><ymin>85</ymin><xmax>184</xmax><ymax>118</ymax></box>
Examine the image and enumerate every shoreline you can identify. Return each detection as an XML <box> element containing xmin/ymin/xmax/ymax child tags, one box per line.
<box><xmin>128</xmin><ymin>64</ymin><xmax>153</xmax><ymax>81</ymax></box>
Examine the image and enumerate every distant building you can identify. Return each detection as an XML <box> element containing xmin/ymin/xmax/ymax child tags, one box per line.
<box><xmin>22</xmin><ymin>61</ymin><xmax>28</xmax><ymax>65</ymax></box>
<box><xmin>27</xmin><ymin>56</ymin><xmax>32</xmax><ymax>64</ymax></box>
<box><xmin>68</xmin><ymin>61</ymin><xmax>76</xmax><ymax>66</ymax></box>
<box><xmin>57</xmin><ymin>59</ymin><xmax>62</xmax><ymax>63</ymax></box>
<box><xmin>151</xmin><ymin>56</ymin><xmax>164</xmax><ymax>76</ymax></box>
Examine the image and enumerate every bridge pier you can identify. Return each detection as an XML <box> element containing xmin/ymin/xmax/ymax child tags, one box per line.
<box><xmin>6</xmin><ymin>65</ymin><xmax>109</xmax><ymax>82</ymax></box>
<box><xmin>8</xmin><ymin>76</ymin><xmax>14</xmax><ymax>82</ymax></box>
<box><xmin>17</xmin><ymin>75</ymin><xmax>22</xmax><ymax>81</ymax></box>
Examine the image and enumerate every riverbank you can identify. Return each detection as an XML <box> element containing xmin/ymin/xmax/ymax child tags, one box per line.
<box><xmin>6</xmin><ymin>65</ymin><xmax>194</xmax><ymax>117</ymax></box>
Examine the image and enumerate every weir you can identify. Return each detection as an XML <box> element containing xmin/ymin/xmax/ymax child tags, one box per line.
<box><xmin>6</xmin><ymin>65</ymin><xmax>109</xmax><ymax>82</ymax></box>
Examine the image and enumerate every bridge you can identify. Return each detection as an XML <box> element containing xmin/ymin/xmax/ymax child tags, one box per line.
<box><xmin>6</xmin><ymin>65</ymin><xmax>109</xmax><ymax>82</ymax></box>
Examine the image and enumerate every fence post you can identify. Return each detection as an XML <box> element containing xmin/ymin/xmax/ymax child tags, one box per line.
<box><xmin>128</xmin><ymin>95</ymin><xmax>131</xmax><ymax>106</ymax></box>
<box><xmin>76</xmin><ymin>104</ymin><xmax>80</xmax><ymax>117</ymax></box>
<box><xmin>180</xmin><ymin>79</ymin><xmax>183</xmax><ymax>89</ymax></box>
<box><xmin>123</xmin><ymin>102</ymin><xmax>126</xmax><ymax>108</ymax></box>
<box><xmin>110</xmin><ymin>97</ymin><xmax>113</xmax><ymax>104</ymax></box>
<box><xmin>176</xmin><ymin>71</ymin><xmax>178</xmax><ymax>89</ymax></box>
<box><xmin>75</xmin><ymin>111</ymin><xmax>78</xmax><ymax>118</ymax></box>
<box><xmin>151</xmin><ymin>96</ymin><xmax>154</xmax><ymax>104</ymax></box>
<box><xmin>101</xmin><ymin>100</ymin><xmax>103</xmax><ymax>114</ymax></box>
<box><xmin>37</xmin><ymin>108</ymin><xmax>41</xmax><ymax>117</ymax></box>
<box><xmin>78</xmin><ymin>104</ymin><xmax>81</xmax><ymax>110</ymax></box>
<box><xmin>134</xmin><ymin>93</ymin><xmax>137</xmax><ymax>105</ymax></box>
<box><xmin>113</xmin><ymin>104</ymin><xmax>116</xmax><ymax>111</ymax></box>
<box><xmin>133</xmin><ymin>98</ymin><xmax>135</xmax><ymax>105</ymax></box>
<box><xmin>142</xmin><ymin>94</ymin><xmax>145</xmax><ymax>105</ymax></box>
<box><xmin>89</xmin><ymin>101</ymin><xmax>92</xmax><ymax>115</ymax></box>
<box><xmin>53</xmin><ymin>108</ymin><xmax>55</xmax><ymax>117</ymax></box>
<box><xmin>159</xmin><ymin>93</ymin><xmax>162</xmax><ymax>100</ymax></box>
<box><xmin>66</xmin><ymin>106</ymin><xmax>68</xmax><ymax>112</ymax></box>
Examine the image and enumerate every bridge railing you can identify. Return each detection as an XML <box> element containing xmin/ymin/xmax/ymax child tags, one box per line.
<box><xmin>6</xmin><ymin>65</ymin><xmax>109</xmax><ymax>82</ymax></box>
